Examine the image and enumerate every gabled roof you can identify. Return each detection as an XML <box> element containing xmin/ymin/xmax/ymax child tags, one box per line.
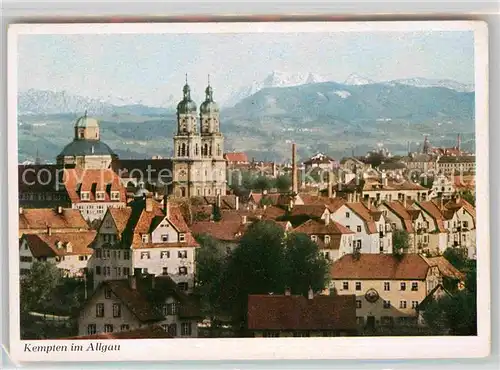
<box><xmin>107</xmin><ymin>207</ymin><xmax>133</xmax><ymax>236</ymax></box>
<box><xmin>224</xmin><ymin>152</ymin><xmax>249</xmax><ymax>163</ymax></box>
<box><xmin>444</xmin><ymin>197</ymin><xmax>476</xmax><ymax>224</ymax></box>
<box><xmin>413</xmin><ymin>200</ymin><xmax>447</xmax><ymax>233</ymax></box>
<box><xmin>417</xmin><ymin>284</ymin><xmax>452</xmax><ymax>311</ymax></box>
<box><xmin>294</xmin><ymin>219</ymin><xmax>354</xmax><ymax>236</ymax></box>
<box><xmin>191</xmin><ymin>221</ymin><xmax>247</xmax><ymax>242</ymax></box>
<box><xmin>289</xmin><ymin>204</ymin><xmax>329</xmax><ymax>218</ymax></box>
<box><xmin>424</xmin><ymin>256</ymin><xmax>466</xmax><ymax>281</ymax></box>
<box><xmin>21</xmin><ymin>231</ymin><xmax>97</xmax><ymax>258</ymax></box>
<box><xmin>248</xmin><ymin>294</ymin><xmax>356</xmax><ymax>331</ymax></box>
<box><xmin>383</xmin><ymin>201</ymin><xmax>415</xmax><ymax>232</ymax></box>
<box><xmin>331</xmin><ymin>254</ymin><xmax>430</xmax><ymax>280</ymax></box>
<box><xmin>260</xmin><ymin>205</ymin><xmax>287</xmax><ymax>220</ymax></box>
<box><xmin>344</xmin><ymin>202</ymin><xmax>378</xmax><ymax>234</ymax></box>
<box><xmin>63</xmin><ymin>168</ymin><xmax>127</xmax><ymax>203</ymax></box>
<box><xmin>19</xmin><ymin>208</ymin><xmax>89</xmax><ymax>232</ymax></box>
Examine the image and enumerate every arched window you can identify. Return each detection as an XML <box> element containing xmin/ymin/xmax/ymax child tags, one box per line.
<box><xmin>203</xmin><ymin>144</ymin><xmax>209</xmax><ymax>157</ymax></box>
<box><xmin>209</xmin><ymin>145</ymin><xmax>212</xmax><ymax>156</ymax></box>
<box><xmin>217</xmin><ymin>144</ymin><xmax>221</xmax><ymax>156</ymax></box>
<box><xmin>195</xmin><ymin>144</ymin><xmax>199</xmax><ymax>155</ymax></box>
<box><xmin>177</xmin><ymin>145</ymin><xmax>181</xmax><ymax>157</ymax></box>
<box><xmin>186</xmin><ymin>144</ymin><xmax>190</xmax><ymax>156</ymax></box>
<box><xmin>180</xmin><ymin>188</ymin><xmax>186</xmax><ymax>197</ymax></box>
<box><xmin>181</xmin><ymin>143</ymin><xmax>186</xmax><ymax>156</ymax></box>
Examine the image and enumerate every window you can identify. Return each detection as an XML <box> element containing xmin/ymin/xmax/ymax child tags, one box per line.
<box><xmin>104</xmin><ymin>287</ymin><xmax>112</xmax><ymax>299</ymax></box>
<box><xmin>165</xmin><ymin>303</ymin><xmax>178</xmax><ymax>316</ymax></box>
<box><xmin>384</xmin><ymin>282</ymin><xmax>390</xmax><ymax>291</ymax></box>
<box><xmin>311</xmin><ymin>235</ymin><xmax>318</xmax><ymax>242</ymax></box>
<box><xmin>79</xmin><ymin>255</ymin><xmax>85</xmax><ymax>261</ymax></box>
<box><xmin>293</xmin><ymin>332</ymin><xmax>310</xmax><ymax>337</ymax></box>
<box><xmin>411</xmin><ymin>282</ymin><xmax>418</xmax><ymax>291</ymax></box>
<box><xmin>324</xmin><ymin>235</ymin><xmax>330</xmax><ymax>244</ymax></box>
<box><xmin>96</xmin><ymin>249</ymin><xmax>102</xmax><ymax>259</ymax></box>
<box><xmin>383</xmin><ymin>300</ymin><xmax>391</xmax><ymax>309</ymax></box>
<box><xmin>346</xmin><ymin>225</ymin><xmax>351</xmax><ymax>230</ymax></box>
<box><xmin>87</xmin><ymin>324</ymin><xmax>96</xmax><ymax>335</ymax></box>
<box><xmin>141</xmin><ymin>252</ymin><xmax>150</xmax><ymax>259</ymax></box>
<box><xmin>355</xmin><ymin>282</ymin><xmax>362</xmax><ymax>291</ymax></box>
<box><xmin>20</xmin><ymin>256</ymin><xmax>33</xmax><ymax>263</ymax></box>
<box><xmin>161</xmin><ymin>234</ymin><xmax>169</xmax><ymax>242</ymax></box>
<box><xmin>181</xmin><ymin>323</ymin><xmax>192</xmax><ymax>336</ymax></box>
<box><xmin>124</xmin><ymin>251</ymin><xmax>130</xmax><ymax>260</ymax></box>
<box><xmin>161</xmin><ymin>251</ymin><xmax>170</xmax><ymax>259</ymax></box>
<box><xmin>400</xmin><ymin>282</ymin><xmax>406</xmax><ymax>291</ymax></box>
<box><xmin>177</xmin><ymin>282</ymin><xmax>188</xmax><ymax>291</ymax></box>
<box><xmin>111</xmin><ymin>191</ymin><xmax>120</xmax><ymax>200</ymax></box>
<box><xmin>95</xmin><ymin>266</ymin><xmax>101</xmax><ymax>275</ymax></box>
<box><xmin>324</xmin><ymin>251</ymin><xmax>330</xmax><ymax>260</ymax></box>
<box><xmin>411</xmin><ymin>301</ymin><xmax>419</xmax><ymax>309</ymax></box>
<box><xmin>357</xmin><ymin>225</ymin><xmax>362</xmax><ymax>232</ymax></box>
<box><xmin>178</xmin><ymin>250</ymin><xmax>187</xmax><ymax>258</ymax></box>
<box><xmin>113</xmin><ymin>304</ymin><xmax>121</xmax><ymax>318</ymax></box>
<box><xmin>179</xmin><ymin>267</ymin><xmax>188</xmax><ymax>275</ymax></box>
<box><xmin>104</xmin><ymin>324</ymin><xmax>113</xmax><ymax>333</ymax></box>
<box><xmin>96</xmin><ymin>303</ymin><xmax>104</xmax><ymax>317</ymax></box>
<box><xmin>346</xmin><ymin>212</ymin><xmax>350</xmax><ymax>218</ymax></box>
<box><xmin>179</xmin><ymin>233</ymin><xmax>186</xmax><ymax>242</ymax></box>
<box><xmin>120</xmin><ymin>324</ymin><xmax>130</xmax><ymax>331</ymax></box>
<box><xmin>96</xmin><ymin>192</ymin><xmax>105</xmax><ymax>200</ymax></box>
<box><xmin>123</xmin><ymin>267</ymin><xmax>130</xmax><ymax>276</ymax></box>
<box><xmin>342</xmin><ymin>282</ymin><xmax>349</xmax><ymax>290</ymax></box>
<box><xmin>81</xmin><ymin>192</ymin><xmax>90</xmax><ymax>200</ymax></box>
<box><xmin>162</xmin><ymin>267</ymin><xmax>168</xmax><ymax>275</ymax></box>
<box><xmin>399</xmin><ymin>301</ymin><xmax>407</xmax><ymax>309</ymax></box>
<box><xmin>263</xmin><ymin>331</ymin><xmax>280</xmax><ymax>338</ymax></box>
<box><xmin>356</xmin><ymin>300</ymin><xmax>362</xmax><ymax>309</ymax></box>
<box><xmin>141</xmin><ymin>234</ymin><xmax>149</xmax><ymax>243</ymax></box>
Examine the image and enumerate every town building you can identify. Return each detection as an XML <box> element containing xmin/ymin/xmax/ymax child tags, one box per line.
<box><xmin>171</xmin><ymin>78</ymin><xmax>227</xmax><ymax>198</ymax></box>
<box><xmin>436</xmin><ymin>156</ymin><xmax>475</xmax><ymax>175</ymax></box>
<box><xmin>89</xmin><ymin>194</ymin><xmax>199</xmax><ymax>292</ymax></box>
<box><xmin>247</xmin><ymin>289</ymin><xmax>357</xmax><ymax>337</ymax></box>
<box><xmin>430</xmin><ymin>173</ymin><xmax>456</xmax><ymax>199</ymax></box>
<box><xmin>329</xmin><ymin>254</ymin><xmax>442</xmax><ymax>330</ymax></box>
<box><xmin>57</xmin><ymin>112</ymin><xmax>118</xmax><ymax>169</ymax></box>
<box><xmin>19</xmin><ymin>229</ymin><xmax>96</xmax><ymax>277</ymax></box>
<box><xmin>224</xmin><ymin>152</ymin><xmax>249</xmax><ymax>165</ymax></box>
<box><xmin>19</xmin><ymin>206</ymin><xmax>90</xmax><ymax>237</ymax></box>
<box><xmin>77</xmin><ymin>274</ymin><xmax>201</xmax><ymax>338</ymax></box>
<box><xmin>303</xmin><ymin>153</ymin><xmax>339</xmax><ymax>172</ymax></box>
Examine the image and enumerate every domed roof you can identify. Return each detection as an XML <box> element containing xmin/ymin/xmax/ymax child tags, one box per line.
<box><xmin>200</xmin><ymin>84</ymin><xmax>219</xmax><ymax>114</ymax></box>
<box><xmin>57</xmin><ymin>139</ymin><xmax>116</xmax><ymax>158</ymax></box>
<box><xmin>177</xmin><ymin>82</ymin><xmax>197</xmax><ymax>114</ymax></box>
<box><xmin>75</xmin><ymin>112</ymin><xmax>99</xmax><ymax>128</ymax></box>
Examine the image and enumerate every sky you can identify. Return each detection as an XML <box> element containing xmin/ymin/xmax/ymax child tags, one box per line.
<box><xmin>17</xmin><ymin>30</ymin><xmax>475</xmax><ymax>107</ymax></box>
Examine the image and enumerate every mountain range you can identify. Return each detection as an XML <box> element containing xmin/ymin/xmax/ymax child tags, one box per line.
<box><xmin>17</xmin><ymin>74</ymin><xmax>475</xmax><ymax>164</ymax></box>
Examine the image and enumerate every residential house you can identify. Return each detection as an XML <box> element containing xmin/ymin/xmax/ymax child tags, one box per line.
<box><xmin>69</xmin><ymin>325</ymin><xmax>173</xmax><ymax>339</ymax></box>
<box><xmin>303</xmin><ymin>153</ymin><xmax>339</xmax><ymax>172</ymax></box>
<box><xmin>90</xmin><ymin>195</ymin><xmax>199</xmax><ymax>292</ymax></box>
<box><xmin>224</xmin><ymin>152</ymin><xmax>249</xmax><ymax>165</ymax></box>
<box><xmin>293</xmin><ymin>218</ymin><xmax>355</xmax><ymax>261</ymax></box>
<box><xmin>247</xmin><ymin>289</ymin><xmax>357</xmax><ymax>337</ymax></box>
<box><xmin>436</xmin><ymin>156</ymin><xmax>475</xmax><ymax>175</ymax></box>
<box><xmin>19</xmin><ymin>230</ymin><xmax>96</xmax><ymax>277</ymax></box>
<box><xmin>18</xmin><ymin>206</ymin><xmax>90</xmax><ymax>237</ymax></box>
<box><xmin>330</xmin><ymin>254</ymin><xmax>442</xmax><ymax>330</ymax></box>
<box><xmin>430</xmin><ymin>173</ymin><xmax>456</xmax><ymax>199</ymax></box>
<box><xmin>77</xmin><ymin>274</ymin><xmax>201</xmax><ymax>338</ymax></box>
<box><xmin>329</xmin><ymin>202</ymin><xmax>393</xmax><ymax>255</ymax></box>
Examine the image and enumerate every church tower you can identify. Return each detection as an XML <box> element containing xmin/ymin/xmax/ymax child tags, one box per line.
<box><xmin>199</xmin><ymin>76</ymin><xmax>226</xmax><ymax>196</ymax></box>
<box><xmin>172</xmin><ymin>75</ymin><xmax>227</xmax><ymax>198</ymax></box>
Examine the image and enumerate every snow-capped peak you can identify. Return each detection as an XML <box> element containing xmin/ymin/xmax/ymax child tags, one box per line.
<box><xmin>388</xmin><ymin>78</ymin><xmax>474</xmax><ymax>92</ymax></box>
<box><xmin>344</xmin><ymin>74</ymin><xmax>374</xmax><ymax>86</ymax></box>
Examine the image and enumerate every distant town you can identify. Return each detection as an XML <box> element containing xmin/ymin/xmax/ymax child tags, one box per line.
<box><xmin>18</xmin><ymin>80</ymin><xmax>476</xmax><ymax>340</ymax></box>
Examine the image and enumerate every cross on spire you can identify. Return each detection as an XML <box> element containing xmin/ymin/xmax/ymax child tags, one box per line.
<box><xmin>208</xmin><ymin>74</ymin><xmax>211</xmax><ymax>86</ymax></box>
<box><xmin>185</xmin><ymin>73</ymin><xmax>188</xmax><ymax>84</ymax></box>
<box><xmin>84</xmin><ymin>109</ymin><xmax>88</xmax><ymax>118</ymax></box>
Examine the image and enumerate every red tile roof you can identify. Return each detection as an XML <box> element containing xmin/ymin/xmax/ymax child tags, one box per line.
<box><xmin>294</xmin><ymin>219</ymin><xmax>354</xmax><ymax>236</ymax></box>
<box><xmin>19</xmin><ymin>208</ymin><xmax>89</xmax><ymax>233</ymax></box>
<box><xmin>260</xmin><ymin>206</ymin><xmax>287</xmax><ymax>220</ymax></box>
<box><xmin>62</xmin><ymin>168</ymin><xmax>127</xmax><ymax>203</ymax></box>
<box><xmin>444</xmin><ymin>198</ymin><xmax>476</xmax><ymax>224</ymax></box>
<box><xmin>345</xmin><ymin>202</ymin><xmax>378</xmax><ymax>234</ymax></box>
<box><xmin>22</xmin><ymin>231</ymin><xmax>97</xmax><ymax>258</ymax></box>
<box><xmin>331</xmin><ymin>254</ymin><xmax>430</xmax><ymax>280</ymax></box>
<box><xmin>107</xmin><ymin>207</ymin><xmax>133</xmax><ymax>236</ymax></box>
<box><xmin>289</xmin><ymin>204</ymin><xmax>329</xmax><ymax>218</ymax></box>
<box><xmin>424</xmin><ymin>256</ymin><xmax>466</xmax><ymax>281</ymax></box>
<box><xmin>248</xmin><ymin>294</ymin><xmax>356</xmax><ymax>331</ymax></box>
<box><xmin>191</xmin><ymin>221</ymin><xmax>246</xmax><ymax>242</ymax></box>
<box><xmin>67</xmin><ymin>325</ymin><xmax>173</xmax><ymax>340</ymax></box>
<box><xmin>224</xmin><ymin>152</ymin><xmax>249</xmax><ymax>163</ymax></box>
<box><xmin>383</xmin><ymin>201</ymin><xmax>415</xmax><ymax>232</ymax></box>
<box><xmin>415</xmin><ymin>201</ymin><xmax>447</xmax><ymax>232</ymax></box>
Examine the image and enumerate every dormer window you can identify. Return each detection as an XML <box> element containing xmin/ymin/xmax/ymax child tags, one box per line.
<box><xmin>142</xmin><ymin>234</ymin><xmax>149</xmax><ymax>243</ymax></box>
<box><xmin>311</xmin><ymin>235</ymin><xmax>317</xmax><ymax>242</ymax></box>
<box><xmin>324</xmin><ymin>235</ymin><xmax>331</xmax><ymax>244</ymax></box>
<box><xmin>81</xmin><ymin>192</ymin><xmax>90</xmax><ymax>200</ymax></box>
<box><xmin>111</xmin><ymin>191</ymin><xmax>120</xmax><ymax>200</ymax></box>
<box><xmin>66</xmin><ymin>242</ymin><xmax>73</xmax><ymax>253</ymax></box>
<box><xmin>96</xmin><ymin>191</ymin><xmax>105</xmax><ymax>200</ymax></box>
<box><xmin>179</xmin><ymin>233</ymin><xmax>186</xmax><ymax>242</ymax></box>
<box><xmin>56</xmin><ymin>241</ymin><xmax>63</xmax><ymax>249</ymax></box>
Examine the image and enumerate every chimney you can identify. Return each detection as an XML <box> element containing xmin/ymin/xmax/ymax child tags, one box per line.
<box><xmin>129</xmin><ymin>275</ymin><xmax>137</xmax><ymax>290</ymax></box>
<box><xmin>216</xmin><ymin>194</ymin><xmax>221</xmax><ymax>208</ymax></box>
<box><xmin>235</xmin><ymin>196</ymin><xmax>239</xmax><ymax>210</ymax></box>
<box><xmin>307</xmin><ymin>287</ymin><xmax>314</xmax><ymax>300</ymax></box>
<box><xmin>163</xmin><ymin>195</ymin><xmax>169</xmax><ymax>218</ymax></box>
<box><xmin>324</xmin><ymin>213</ymin><xmax>330</xmax><ymax>225</ymax></box>
<box><xmin>47</xmin><ymin>225</ymin><xmax>52</xmax><ymax>236</ymax></box>
<box><xmin>57</xmin><ymin>206</ymin><xmax>63</xmax><ymax>214</ymax></box>
<box><xmin>19</xmin><ymin>207</ymin><xmax>23</xmax><ymax>215</ymax></box>
<box><xmin>285</xmin><ymin>287</ymin><xmax>291</xmax><ymax>296</ymax></box>
<box><xmin>332</xmin><ymin>190</ymin><xmax>336</xmax><ymax>198</ymax></box>
<box><xmin>327</xmin><ymin>171</ymin><xmax>333</xmax><ymax>198</ymax></box>
<box><xmin>242</xmin><ymin>215</ymin><xmax>247</xmax><ymax>225</ymax></box>
<box><xmin>407</xmin><ymin>141</ymin><xmax>411</xmax><ymax>155</ymax></box>
<box><xmin>291</xmin><ymin>143</ymin><xmax>298</xmax><ymax>194</ymax></box>
<box><xmin>145</xmin><ymin>195</ymin><xmax>153</xmax><ymax>212</ymax></box>
<box><xmin>457</xmin><ymin>133</ymin><xmax>461</xmax><ymax>151</ymax></box>
<box><xmin>439</xmin><ymin>197</ymin><xmax>444</xmax><ymax>210</ymax></box>
<box><xmin>403</xmin><ymin>194</ymin><xmax>407</xmax><ymax>209</ymax></box>
<box><xmin>367</xmin><ymin>199</ymin><xmax>371</xmax><ymax>210</ymax></box>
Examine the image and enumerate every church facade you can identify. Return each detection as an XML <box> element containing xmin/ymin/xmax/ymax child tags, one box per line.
<box><xmin>171</xmin><ymin>79</ymin><xmax>227</xmax><ymax>198</ymax></box>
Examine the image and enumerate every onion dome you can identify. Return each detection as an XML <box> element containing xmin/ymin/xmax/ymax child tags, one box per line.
<box><xmin>177</xmin><ymin>76</ymin><xmax>197</xmax><ymax>114</ymax></box>
<box><xmin>200</xmin><ymin>83</ymin><xmax>219</xmax><ymax>114</ymax></box>
<box><xmin>74</xmin><ymin>111</ymin><xmax>99</xmax><ymax>128</ymax></box>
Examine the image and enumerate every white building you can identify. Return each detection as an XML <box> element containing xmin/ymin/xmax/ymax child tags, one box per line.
<box><xmin>90</xmin><ymin>195</ymin><xmax>199</xmax><ymax>292</ymax></box>
<box><xmin>430</xmin><ymin>174</ymin><xmax>455</xmax><ymax>199</ymax></box>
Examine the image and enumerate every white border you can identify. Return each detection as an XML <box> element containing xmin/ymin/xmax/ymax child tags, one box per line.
<box><xmin>7</xmin><ymin>21</ymin><xmax>490</xmax><ymax>363</ymax></box>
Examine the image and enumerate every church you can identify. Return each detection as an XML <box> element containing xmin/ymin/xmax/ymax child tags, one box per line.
<box><xmin>48</xmin><ymin>77</ymin><xmax>227</xmax><ymax>199</ymax></box>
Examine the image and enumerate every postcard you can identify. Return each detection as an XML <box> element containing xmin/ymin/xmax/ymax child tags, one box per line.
<box><xmin>7</xmin><ymin>20</ymin><xmax>489</xmax><ymax>363</ymax></box>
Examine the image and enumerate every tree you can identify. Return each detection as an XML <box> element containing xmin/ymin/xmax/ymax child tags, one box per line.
<box><xmin>216</xmin><ymin>221</ymin><xmax>330</xmax><ymax>335</ymax></box>
<box><xmin>212</xmin><ymin>203</ymin><xmax>222</xmax><ymax>222</ymax></box>
<box><xmin>274</xmin><ymin>174</ymin><xmax>292</xmax><ymax>193</ymax></box>
<box><xmin>461</xmin><ymin>190</ymin><xmax>475</xmax><ymax>206</ymax></box>
<box><xmin>253</xmin><ymin>175</ymin><xmax>272</xmax><ymax>193</ymax></box>
<box><xmin>392</xmin><ymin>229</ymin><xmax>410</xmax><ymax>256</ymax></box>
<box><xmin>443</xmin><ymin>247</ymin><xmax>468</xmax><ymax>271</ymax></box>
<box><xmin>20</xmin><ymin>261</ymin><xmax>62</xmax><ymax>314</ymax></box>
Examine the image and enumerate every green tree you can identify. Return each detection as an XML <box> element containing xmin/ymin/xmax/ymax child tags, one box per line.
<box><xmin>443</xmin><ymin>247</ymin><xmax>468</xmax><ymax>271</ymax></box>
<box><xmin>20</xmin><ymin>261</ymin><xmax>62</xmax><ymax>314</ymax></box>
<box><xmin>274</xmin><ymin>174</ymin><xmax>292</xmax><ymax>193</ymax></box>
<box><xmin>217</xmin><ymin>221</ymin><xmax>329</xmax><ymax>335</ymax></box>
<box><xmin>392</xmin><ymin>229</ymin><xmax>410</xmax><ymax>256</ymax></box>
<box><xmin>253</xmin><ymin>175</ymin><xmax>272</xmax><ymax>193</ymax></box>
<box><xmin>212</xmin><ymin>203</ymin><xmax>222</xmax><ymax>222</ymax></box>
<box><xmin>461</xmin><ymin>190</ymin><xmax>475</xmax><ymax>206</ymax></box>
